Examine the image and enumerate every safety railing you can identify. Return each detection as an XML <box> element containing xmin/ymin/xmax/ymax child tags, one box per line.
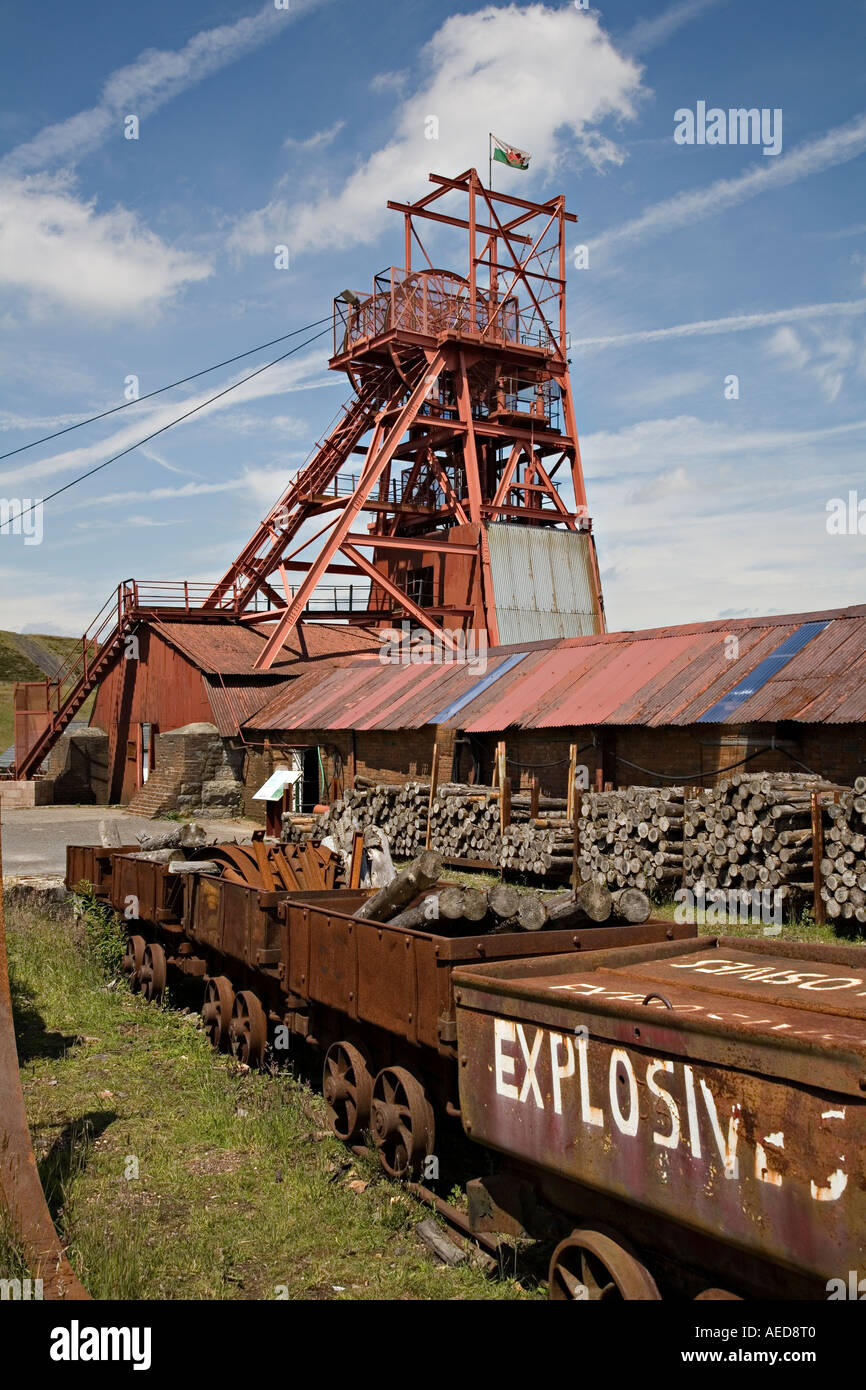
<box><xmin>334</xmin><ymin>267</ymin><xmax>560</xmax><ymax>356</ymax></box>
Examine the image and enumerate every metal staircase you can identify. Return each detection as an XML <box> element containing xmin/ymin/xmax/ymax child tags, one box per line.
<box><xmin>12</xmin><ymin>580</ymin><xmax>229</xmax><ymax>780</ymax></box>
<box><xmin>203</xmin><ymin>369</ymin><xmax>394</xmax><ymax>612</ymax></box>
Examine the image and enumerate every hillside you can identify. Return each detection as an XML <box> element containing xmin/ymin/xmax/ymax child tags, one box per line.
<box><xmin>0</xmin><ymin>630</ymin><xmax>95</xmax><ymax>758</ymax></box>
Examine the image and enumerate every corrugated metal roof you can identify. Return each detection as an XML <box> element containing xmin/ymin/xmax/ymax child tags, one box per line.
<box><xmin>697</xmin><ymin>620</ymin><xmax>832</xmax><ymax>722</ymax></box>
<box><xmin>204</xmin><ymin>675</ymin><xmax>291</xmax><ymax>736</ymax></box>
<box><xmin>487</xmin><ymin>523</ymin><xmax>602</xmax><ymax>643</ymax></box>
<box><xmin>152</xmin><ymin>619</ymin><xmax>381</xmax><ymax>675</ymax></box>
<box><xmin>242</xmin><ymin>604</ymin><xmax>866</xmax><ymax>732</ymax></box>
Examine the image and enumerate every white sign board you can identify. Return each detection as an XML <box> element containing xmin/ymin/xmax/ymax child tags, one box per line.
<box><xmin>252</xmin><ymin>768</ymin><xmax>302</xmax><ymax>801</ymax></box>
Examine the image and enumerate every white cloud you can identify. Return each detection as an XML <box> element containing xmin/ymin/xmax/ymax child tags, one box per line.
<box><xmin>618</xmin><ymin>369</ymin><xmax>710</xmax><ymax>407</ymax></box>
<box><xmin>370</xmin><ymin>71</ymin><xmax>409</xmax><ymax>96</ymax></box>
<box><xmin>229</xmin><ymin>3</ymin><xmax>644</xmax><ymax>257</ymax></box>
<box><xmin>622</xmin><ymin>0</ymin><xmax>727</xmax><ymax>56</ymax></box>
<box><xmin>0</xmin><ymin>4</ymin><xmax>334</xmax><ymax>317</ymax></box>
<box><xmin>215</xmin><ymin>411</ymin><xmax>311</xmax><ymax>437</ymax></box>
<box><xmin>765</xmin><ymin>323</ymin><xmax>866</xmax><ymax>401</ymax></box>
<box><xmin>0</xmin><ymin>173</ymin><xmax>212</xmax><ymax>316</ymax></box>
<box><xmin>571</xmin><ymin>297</ymin><xmax>866</xmax><ymax>349</ymax></box>
<box><xmin>593</xmin><ymin>114</ymin><xmax>866</xmax><ymax>258</ymax></box>
<box><xmin>585</xmin><ymin>415</ymin><xmax>866</xmax><ymax>628</ymax></box>
<box><xmin>2</xmin><ymin>1</ymin><xmax>327</xmax><ymax>174</ymax></box>
<box><xmin>0</xmin><ymin>348</ymin><xmax>331</xmax><ymax>491</ymax></box>
<box><xmin>65</xmin><ymin>479</ymin><xmax>247</xmax><ymax>510</ymax></box>
<box><xmin>627</xmin><ymin>464</ymin><xmax>694</xmax><ymax>503</ymax></box>
<box><xmin>583</xmin><ymin>413</ymin><xmax>866</xmax><ymax>473</ymax></box>
<box><xmin>283</xmin><ymin>121</ymin><xmax>345</xmax><ymax>151</ymax></box>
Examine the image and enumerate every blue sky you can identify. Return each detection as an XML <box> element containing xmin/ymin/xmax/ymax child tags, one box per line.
<box><xmin>0</xmin><ymin>0</ymin><xmax>864</xmax><ymax>635</ymax></box>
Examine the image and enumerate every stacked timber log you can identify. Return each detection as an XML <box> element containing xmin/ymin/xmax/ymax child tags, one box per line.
<box><xmin>501</xmin><ymin>815</ymin><xmax>573</xmax><ymax>876</ymax></box>
<box><xmin>352</xmin><ymin>851</ymin><xmax>650</xmax><ymax>934</ymax></box>
<box><xmin>312</xmin><ymin>781</ymin><xmax>430</xmax><ymax>857</ymax></box>
<box><xmin>429</xmin><ymin>784</ymin><xmax>501</xmax><ymax>862</ymax></box>
<box><xmin>300</xmin><ymin>780</ymin><xmax>508</xmax><ymax>862</ymax></box>
<box><xmin>821</xmin><ymin>776</ymin><xmax>866</xmax><ymax>925</ymax></box>
<box><xmin>575</xmin><ymin>787</ymin><xmax>686</xmax><ymax>893</ymax></box>
<box><xmin>684</xmin><ymin>772</ymin><xmax>839</xmax><ymax>909</ymax></box>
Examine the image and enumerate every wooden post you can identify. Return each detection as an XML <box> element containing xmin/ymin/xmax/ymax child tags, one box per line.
<box><xmin>348</xmin><ymin>830</ymin><xmax>364</xmax><ymax>890</ymax></box>
<box><xmin>811</xmin><ymin>790</ymin><xmax>826</xmax><ymax>927</ymax></box>
<box><xmin>348</xmin><ymin>730</ymin><xmax>356</xmax><ymax>791</ymax></box>
<box><xmin>501</xmin><ymin>774</ymin><xmax>512</xmax><ymax>835</ymax></box>
<box><xmin>425</xmin><ymin>730</ymin><xmax>442</xmax><ymax>850</ymax></box>
<box><xmin>530</xmin><ymin>776</ymin><xmax>540</xmax><ymax>819</ymax></box>
<box><xmin>572</xmin><ymin>804</ymin><xmax>581</xmax><ymax>895</ymax></box>
<box><xmin>496</xmin><ymin>741</ymin><xmax>511</xmax><ymax>834</ymax></box>
<box><xmin>566</xmin><ymin>743</ymin><xmax>577</xmax><ymax>820</ymax></box>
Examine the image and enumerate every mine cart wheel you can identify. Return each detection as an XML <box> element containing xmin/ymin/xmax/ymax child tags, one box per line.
<box><xmin>323</xmin><ymin>1041</ymin><xmax>373</xmax><ymax>1144</ymax></box>
<box><xmin>695</xmin><ymin>1288</ymin><xmax>742</xmax><ymax>1301</ymax></box>
<box><xmin>370</xmin><ymin>1065</ymin><xmax>435</xmax><ymax>1180</ymax></box>
<box><xmin>230</xmin><ymin>990</ymin><xmax>268</xmax><ymax>1068</ymax></box>
<box><xmin>548</xmin><ymin>1229</ymin><xmax>661</xmax><ymax>1302</ymax></box>
<box><xmin>202</xmin><ymin>975</ymin><xmax>235</xmax><ymax>1051</ymax></box>
<box><xmin>140</xmin><ymin>942</ymin><xmax>167</xmax><ymax>1004</ymax></box>
<box><xmin>122</xmin><ymin>934</ymin><xmax>146</xmax><ymax>992</ymax></box>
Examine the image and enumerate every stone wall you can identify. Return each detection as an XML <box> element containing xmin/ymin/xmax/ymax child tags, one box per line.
<box><xmin>46</xmin><ymin>727</ymin><xmax>109</xmax><ymax>803</ymax></box>
<box><xmin>127</xmin><ymin>724</ymin><xmax>244</xmax><ymax>819</ymax></box>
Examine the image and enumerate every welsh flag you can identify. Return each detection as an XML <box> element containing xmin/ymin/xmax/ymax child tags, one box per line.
<box><xmin>492</xmin><ymin>134</ymin><xmax>530</xmax><ymax>170</ymax></box>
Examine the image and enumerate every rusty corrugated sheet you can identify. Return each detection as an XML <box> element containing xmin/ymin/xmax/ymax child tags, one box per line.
<box><xmin>241</xmin><ymin>604</ymin><xmax>866</xmax><ymax>733</ymax></box>
<box><xmin>204</xmin><ymin>675</ymin><xmax>292</xmax><ymax>735</ymax></box>
<box><xmin>154</xmin><ymin>619</ymin><xmax>381</xmax><ymax>675</ymax></box>
<box><xmin>487</xmin><ymin>523</ymin><xmax>602</xmax><ymax>643</ymax></box>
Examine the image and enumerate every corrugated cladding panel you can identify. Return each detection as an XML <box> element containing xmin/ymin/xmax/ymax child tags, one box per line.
<box><xmin>154</xmin><ymin>619</ymin><xmax>381</xmax><ymax>675</ymax></box>
<box><xmin>487</xmin><ymin>524</ymin><xmax>601</xmax><ymax>643</ymax></box>
<box><xmin>697</xmin><ymin>621</ymin><xmax>831</xmax><ymax>723</ymax></box>
<box><xmin>239</xmin><ymin>605</ymin><xmax>866</xmax><ymax>733</ymax></box>
<box><xmin>204</xmin><ymin>676</ymin><xmax>290</xmax><ymax>735</ymax></box>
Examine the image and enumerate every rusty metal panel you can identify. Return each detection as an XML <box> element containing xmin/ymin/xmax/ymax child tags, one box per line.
<box><xmin>242</xmin><ymin>606</ymin><xmax>866</xmax><ymax>734</ymax></box>
<box><xmin>356</xmin><ymin>920</ymin><xmax>418</xmax><ymax>1041</ymax></box>
<box><xmin>154</xmin><ymin>618</ymin><xmax>381</xmax><ymax>676</ymax></box>
<box><xmin>486</xmin><ymin>524</ymin><xmax>601</xmax><ymax>644</ymax></box>
<box><xmin>220</xmin><ymin>881</ymin><xmax>253</xmax><ymax>963</ymax></box>
<box><xmin>455</xmin><ymin>934</ymin><xmax>866</xmax><ymax>1285</ymax></box>
<box><xmin>306</xmin><ymin>911</ymin><xmax>359</xmax><ymax>1014</ymax></box>
<box><xmin>185</xmin><ymin>874</ymin><xmax>223</xmax><ymax>951</ymax></box>
<box><xmin>65</xmin><ymin>844</ymin><xmax>138</xmax><ymax>897</ymax></box>
<box><xmin>108</xmin><ymin>855</ymin><xmax>184</xmax><ymax>924</ymax></box>
<box><xmin>204</xmin><ymin>675</ymin><xmax>291</xmax><ymax>735</ymax></box>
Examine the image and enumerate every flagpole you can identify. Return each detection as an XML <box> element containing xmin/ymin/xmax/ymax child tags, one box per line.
<box><xmin>489</xmin><ymin>132</ymin><xmax>493</xmax><ymax>191</ymax></box>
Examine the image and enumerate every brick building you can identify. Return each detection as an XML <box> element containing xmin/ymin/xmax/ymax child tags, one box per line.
<box><xmin>48</xmin><ymin>603</ymin><xmax>866</xmax><ymax>819</ymax></box>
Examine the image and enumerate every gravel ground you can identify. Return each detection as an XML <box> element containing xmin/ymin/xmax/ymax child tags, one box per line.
<box><xmin>0</xmin><ymin>804</ymin><xmax>260</xmax><ymax>878</ymax></box>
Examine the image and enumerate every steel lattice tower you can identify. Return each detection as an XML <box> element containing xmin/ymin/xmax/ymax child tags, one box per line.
<box><xmin>205</xmin><ymin>168</ymin><xmax>605</xmax><ymax>667</ymax></box>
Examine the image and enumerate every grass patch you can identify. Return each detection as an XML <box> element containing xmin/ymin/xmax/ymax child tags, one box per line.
<box><xmin>6</xmin><ymin>900</ymin><xmax>535</xmax><ymax>1301</ymax></box>
<box><xmin>647</xmin><ymin>897</ymin><xmax>863</xmax><ymax>946</ymax></box>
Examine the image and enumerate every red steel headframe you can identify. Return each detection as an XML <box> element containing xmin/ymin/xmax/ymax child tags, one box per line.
<box><xmin>203</xmin><ymin>169</ymin><xmax>605</xmax><ymax>669</ymax></box>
